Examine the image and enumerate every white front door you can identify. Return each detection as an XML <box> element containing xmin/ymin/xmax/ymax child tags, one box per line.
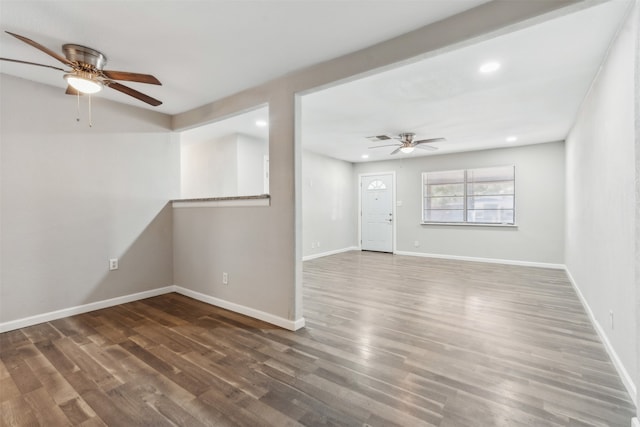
<box><xmin>361</xmin><ymin>173</ymin><xmax>393</xmax><ymax>253</ymax></box>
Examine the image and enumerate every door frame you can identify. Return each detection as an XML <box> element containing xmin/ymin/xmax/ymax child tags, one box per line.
<box><xmin>358</xmin><ymin>171</ymin><xmax>396</xmax><ymax>253</ymax></box>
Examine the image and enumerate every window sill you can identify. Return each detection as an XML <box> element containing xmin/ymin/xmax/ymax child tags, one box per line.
<box><xmin>421</xmin><ymin>222</ymin><xmax>517</xmax><ymax>228</ymax></box>
<box><xmin>172</xmin><ymin>194</ymin><xmax>270</xmax><ymax>208</ymax></box>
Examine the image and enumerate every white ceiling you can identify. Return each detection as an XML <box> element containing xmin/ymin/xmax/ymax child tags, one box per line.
<box><xmin>180</xmin><ymin>105</ymin><xmax>269</xmax><ymax>145</ymax></box>
<box><xmin>0</xmin><ymin>0</ymin><xmax>488</xmax><ymax>115</ymax></box>
<box><xmin>301</xmin><ymin>0</ymin><xmax>632</xmax><ymax>162</ymax></box>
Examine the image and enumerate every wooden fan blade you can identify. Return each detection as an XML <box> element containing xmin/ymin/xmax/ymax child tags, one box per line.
<box><xmin>107</xmin><ymin>82</ymin><xmax>162</xmax><ymax>106</ymax></box>
<box><xmin>414</xmin><ymin>137</ymin><xmax>446</xmax><ymax>144</ymax></box>
<box><xmin>390</xmin><ymin>147</ymin><xmax>402</xmax><ymax>155</ymax></box>
<box><xmin>65</xmin><ymin>85</ymin><xmax>81</xmax><ymax>96</ymax></box>
<box><xmin>415</xmin><ymin>144</ymin><xmax>438</xmax><ymax>151</ymax></box>
<box><xmin>102</xmin><ymin>70</ymin><xmax>161</xmax><ymax>85</ymax></box>
<box><xmin>5</xmin><ymin>31</ymin><xmax>74</xmax><ymax>67</ymax></box>
<box><xmin>0</xmin><ymin>57</ymin><xmax>65</xmax><ymax>71</ymax></box>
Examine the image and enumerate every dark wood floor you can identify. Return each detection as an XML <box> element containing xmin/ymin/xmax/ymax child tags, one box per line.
<box><xmin>0</xmin><ymin>251</ymin><xmax>636</xmax><ymax>426</ymax></box>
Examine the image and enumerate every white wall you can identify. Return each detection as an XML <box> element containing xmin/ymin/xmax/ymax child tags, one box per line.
<box><xmin>237</xmin><ymin>134</ymin><xmax>268</xmax><ymax>196</ymax></box>
<box><xmin>180</xmin><ymin>133</ymin><xmax>267</xmax><ymax>198</ymax></box>
<box><xmin>565</xmin><ymin>0</ymin><xmax>638</xmax><ymax>406</ymax></box>
<box><xmin>181</xmin><ymin>134</ymin><xmax>237</xmax><ymax>198</ymax></box>
<box><xmin>0</xmin><ymin>74</ymin><xmax>180</xmax><ymax>325</ymax></box>
<box><xmin>302</xmin><ymin>150</ymin><xmax>357</xmax><ymax>258</ymax></box>
<box><xmin>354</xmin><ymin>142</ymin><xmax>565</xmax><ymax>265</ymax></box>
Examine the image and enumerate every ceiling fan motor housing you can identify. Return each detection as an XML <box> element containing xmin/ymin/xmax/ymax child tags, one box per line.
<box><xmin>63</xmin><ymin>44</ymin><xmax>107</xmax><ymax>70</ymax></box>
<box><xmin>399</xmin><ymin>132</ymin><xmax>415</xmax><ymax>144</ymax></box>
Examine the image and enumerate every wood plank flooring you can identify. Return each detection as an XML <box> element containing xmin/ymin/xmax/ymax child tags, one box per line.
<box><xmin>0</xmin><ymin>251</ymin><xmax>636</xmax><ymax>426</ymax></box>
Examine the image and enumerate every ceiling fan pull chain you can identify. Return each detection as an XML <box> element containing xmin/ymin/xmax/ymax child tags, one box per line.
<box><xmin>89</xmin><ymin>94</ymin><xmax>93</xmax><ymax>128</ymax></box>
<box><xmin>76</xmin><ymin>90</ymin><xmax>81</xmax><ymax>123</ymax></box>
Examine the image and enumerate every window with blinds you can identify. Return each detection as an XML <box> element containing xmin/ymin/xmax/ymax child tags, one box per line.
<box><xmin>422</xmin><ymin>166</ymin><xmax>515</xmax><ymax>225</ymax></box>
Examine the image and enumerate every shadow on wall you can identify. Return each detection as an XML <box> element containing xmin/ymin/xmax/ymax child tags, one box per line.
<box><xmin>83</xmin><ymin>202</ymin><xmax>174</xmax><ymax>305</ymax></box>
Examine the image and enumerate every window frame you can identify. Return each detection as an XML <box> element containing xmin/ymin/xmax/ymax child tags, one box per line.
<box><xmin>421</xmin><ymin>165</ymin><xmax>516</xmax><ymax>226</ymax></box>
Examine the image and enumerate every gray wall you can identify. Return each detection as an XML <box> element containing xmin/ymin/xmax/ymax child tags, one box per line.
<box><xmin>354</xmin><ymin>142</ymin><xmax>565</xmax><ymax>265</ymax></box>
<box><xmin>565</xmin><ymin>0</ymin><xmax>638</xmax><ymax>406</ymax></box>
<box><xmin>172</xmin><ymin>87</ymin><xmax>298</xmax><ymax>321</ymax></box>
<box><xmin>302</xmin><ymin>150</ymin><xmax>357</xmax><ymax>258</ymax></box>
<box><xmin>0</xmin><ymin>74</ymin><xmax>180</xmax><ymax>324</ymax></box>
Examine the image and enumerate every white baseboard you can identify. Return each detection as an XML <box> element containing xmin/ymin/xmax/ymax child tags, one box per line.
<box><xmin>174</xmin><ymin>286</ymin><xmax>305</xmax><ymax>331</ymax></box>
<box><xmin>632</xmin><ymin>417</ymin><xmax>639</xmax><ymax>427</ymax></box>
<box><xmin>0</xmin><ymin>286</ymin><xmax>175</xmax><ymax>333</ymax></box>
<box><xmin>565</xmin><ymin>268</ymin><xmax>637</xmax><ymax>405</ymax></box>
<box><xmin>0</xmin><ymin>285</ymin><xmax>305</xmax><ymax>333</ymax></box>
<box><xmin>394</xmin><ymin>250</ymin><xmax>565</xmax><ymax>270</ymax></box>
<box><xmin>302</xmin><ymin>246</ymin><xmax>359</xmax><ymax>261</ymax></box>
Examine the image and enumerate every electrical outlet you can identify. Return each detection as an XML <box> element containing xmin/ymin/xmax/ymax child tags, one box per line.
<box><xmin>311</xmin><ymin>242</ymin><xmax>316</xmax><ymax>249</ymax></box>
<box><xmin>414</xmin><ymin>240</ymin><xmax>420</xmax><ymax>248</ymax></box>
<box><xmin>109</xmin><ymin>258</ymin><xmax>118</xmax><ymax>271</ymax></box>
<box><xmin>222</xmin><ymin>272</ymin><xmax>229</xmax><ymax>285</ymax></box>
<box><xmin>317</xmin><ymin>241</ymin><xmax>321</xmax><ymax>248</ymax></box>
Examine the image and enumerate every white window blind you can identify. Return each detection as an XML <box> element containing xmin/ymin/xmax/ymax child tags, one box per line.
<box><xmin>422</xmin><ymin>166</ymin><xmax>515</xmax><ymax>225</ymax></box>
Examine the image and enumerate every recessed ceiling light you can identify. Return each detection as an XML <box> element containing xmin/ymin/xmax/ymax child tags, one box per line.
<box><xmin>361</xmin><ymin>154</ymin><xmax>369</xmax><ymax>159</ymax></box>
<box><xmin>479</xmin><ymin>61</ymin><xmax>501</xmax><ymax>74</ymax></box>
<box><xmin>506</xmin><ymin>136</ymin><xmax>518</xmax><ymax>142</ymax></box>
<box><xmin>255</xmin><ymin>120</ymin><xmax>268</xmax><ymax>127</ymax></box>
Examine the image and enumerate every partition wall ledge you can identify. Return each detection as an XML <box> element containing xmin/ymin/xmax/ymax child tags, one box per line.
<box><xmin>171</xmin><ymin>194</ymin><xmax>270</xmax><ymax>208</ymax></box>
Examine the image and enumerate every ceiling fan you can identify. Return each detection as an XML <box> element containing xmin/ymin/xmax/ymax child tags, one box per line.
<box><xmin>367</xmin><ymin>132</ymin><xmax>445</xmax><ymax>155</ymax></box>
<box><xmin>0</xmin><ymin>31</ymin><xmax>162</xmax><ymax>106</ymax></box>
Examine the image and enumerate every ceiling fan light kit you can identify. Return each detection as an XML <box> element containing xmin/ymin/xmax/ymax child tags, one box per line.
<box><xmin>64</xmin><ymin>71</ymin><xmax>103</xmax><ymax>94</ymax></box>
